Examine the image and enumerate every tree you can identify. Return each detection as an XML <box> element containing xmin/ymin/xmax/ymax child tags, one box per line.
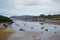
<box><xmin>39</xmin><ymin>14</ymin><xmax>46</xmax><ymax>18</ymax></box>
<box><xmin>46</xmin><ymin>15</ymin><xmax>52</xmax><ymax>19</ymax></box>
<box><xmin>0</xmin><ymin>15</ymin><xmax>13</xmax><ymax>24</ymax></box>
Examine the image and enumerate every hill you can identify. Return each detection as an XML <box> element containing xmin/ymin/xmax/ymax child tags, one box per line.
<box><xmin>10</xmin><ymin>15</ymin><xmax>38</xmax><ymax>20</ymax></box>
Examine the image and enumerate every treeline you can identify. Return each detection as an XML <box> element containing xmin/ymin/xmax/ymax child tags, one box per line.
<box><xmin>38</xmin><ymin>14</ymin><xmax>60</xmax><ymax>19</ymax></box>
<box><xmin>0</xmin><ymin>15</ymin><xmax>13</xmax><ymax>23</ymax></box>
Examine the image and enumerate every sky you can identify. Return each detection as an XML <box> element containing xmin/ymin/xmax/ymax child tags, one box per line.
<box><xmin>0</xmin><ymin>0</ymin><xmax>60</xmax><ymax>17</ymax></box>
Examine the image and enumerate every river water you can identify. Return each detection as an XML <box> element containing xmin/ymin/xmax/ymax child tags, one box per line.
<box><xmin>8</xmin><ymin>20</ymin><xmax>60</xmax><ymax>32</ymax></box>
<box><xmin>8</xmin><ymin>20</ymin><xmax>60</xmax><ymax>40</ymax></box>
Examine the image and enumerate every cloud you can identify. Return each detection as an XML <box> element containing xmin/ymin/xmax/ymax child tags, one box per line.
<box><xmin>0</xmin><ymin>0</ymin><xmax>60</xmax><ymax>17</ymax></box>
<box><xmin>24</xmin><ymin>1</ymin><xmax>40</xmax><ymax>6</ymax></box>
<box><xmin>0</xmin><ymin>0</ymin><xmax>15</xmax><ymax>10</ymax></box>
<box><xmin>52</xmin><ymin>0</ymin><xmax>60</xmax><ymax>3</ymax></box>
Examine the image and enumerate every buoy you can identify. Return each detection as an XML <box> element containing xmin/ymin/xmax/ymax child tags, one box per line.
<box><xmin>33</xmin><ymin>36</ymin><xmax>36</xmax><ymax>38</ymax></box>
<box><xmin>19</xmin><ymin>28</ymin><xmax>25</xmax><ymax>31</ymax></box>
<box><xmin>41</xmin><ymin>32</ymin><xmax>43</xmax><ymax>34</ymax></box>
<box><xmin>54</xmin><ymin>32</ymin><xmax>57</xmax><ymax>34</ymax></box>
<box><xmin>45</xmin><ymin>29</ymin><xmax>48</xmax><ymax>31</ymax></box>
<box><xmin>40</xmin><ymin>23</ymin><xmax>44</xmax><ymax>25</ymax></box>
<box><xmin>54</xmin><ymin>26</ymin><xmax>57</xmax><ymax>28</ymax></box>
<box><xmin>41</xmin><ymin>27</ymin><xmax>44</xmax><ymax>29</ymax></box>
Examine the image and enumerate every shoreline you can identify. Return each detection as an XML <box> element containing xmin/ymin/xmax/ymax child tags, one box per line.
<box><xmin>45</xmin><ymin>19</ymin><xmax>60</xmax><ymax>25</ymax></box>
<box><xmin>21</xmin><ymin>19</ymin><xmax>60</xmax><ymax>25</ymax></box>
<box><xmin>11</xmin><ymin>19</ymin><xmax>60</xmax><ymax>25</ymax></box>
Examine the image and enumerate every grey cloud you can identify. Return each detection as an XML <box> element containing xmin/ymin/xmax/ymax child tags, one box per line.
<box><xmin>0</xmin><ymin>0</ymin><xmax>60</xmax><ymax>17</ymax></box>
<box><xmin>52</xmin><ymin>0</ymin><xmax>60</xmax><ymax>3</ymax></box>
<box><xmin>0</xmin><ymin>0</ymin><xmax>15</xmax><ymax>9</ymax></box>
<box><xmin>24</xmin><ymin>0</ymin><xmax>59</xmax><ymax>6</ymax></box>
<box><xmin>24</xmin><ymin>1</ymin><xmax>40</xmax><ymax>6</ymax></box>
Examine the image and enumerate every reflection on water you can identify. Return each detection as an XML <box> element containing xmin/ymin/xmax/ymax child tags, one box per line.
<box><xmin>8</xmin><ymin>20</ymin><xmax>60</xmax><ymax>40</ymax></box>
<box><xmin>8</xmin><ymin>20</ymin><xmax>60</xmax><ymax>32</ymax></box>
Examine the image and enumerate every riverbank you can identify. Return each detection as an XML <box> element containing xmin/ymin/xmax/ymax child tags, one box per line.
<box><xmin>45</xmin><ymin>19</ymin><xmax>60</xmax><ymax>25</ymax></box>
<box><xmin>0</xmin><ymin>23</ymin><xmax>15</xmax><ymax>40</ymax></box>
<box><xmin>27</xmin><ymin>19</ymin><xmax>60</xmax><ymax>25</ymax></box>
<box><xmin>11</xmin><ymin>18</ymin><xmax>60</xmax><ymax>25</ymax></box>
<box><xmin>0</xmin><ymin>28</ymin><xmax>15</xmax><ymax>40</ymax></box>
<box><xmin>20</xmin><ymin>19</ymin><xmax>60</xmax><ymax>25</ymax></box>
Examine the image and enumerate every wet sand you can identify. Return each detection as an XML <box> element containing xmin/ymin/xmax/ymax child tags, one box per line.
<box><xmin>8</xmin><ymin>20</ymin><xmax>60</xmax><ymax>40</ymax></box>
<box><xmin>8</xmin><ymin>31</ymin><xmax>60</xmax><ymax>40</ymax></box>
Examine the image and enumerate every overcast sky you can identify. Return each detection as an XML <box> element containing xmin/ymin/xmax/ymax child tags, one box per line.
<box><xmin>0</xmin><ymin>0</ymin><xmax>60</xmax><ymax>17</ymax></box>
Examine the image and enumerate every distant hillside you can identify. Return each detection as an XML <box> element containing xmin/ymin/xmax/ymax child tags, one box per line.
<box><xmin>38</xmin><ymin>14</ymin><xmax>60</xmax><ymax>19</ymax></box>
<box><xmin>52</xmin><ymin>14</ymin><xmax>60</xmax><ymax>20</ymax></box>
<box><xmin>10</xmin><ymin>15</ymin><xmax>38</xmax><ymax>20</ymax></box>
<box><xmin>10</xmin><ymin>14</ymin><xmax>60</xmax><ymax>20</ymax></box>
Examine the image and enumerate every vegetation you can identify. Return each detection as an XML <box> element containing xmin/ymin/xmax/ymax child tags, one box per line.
<box><xmin>0</xmin><ymin>15</ymin><xmax>15</xmax><ymax>40</ymax></box>
<box><xmin>39</xmin><ymin>14</ymin><xmax>46</xmax><ymax>18</ymax></box>
<box><xmin>0</xmin><ymin>15</ymin><xmax>13</xmax><ymax>24</ymax></box>
<box><xmin>39</xmin><ymin>14</ymin><xmax>60</xmax><ymax>19</ymax></box>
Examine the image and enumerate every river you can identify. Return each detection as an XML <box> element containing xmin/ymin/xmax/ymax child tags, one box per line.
<box><xmin>8</xmin><ymin>20</ymin><xmax>60</xmax><ymax>32</ymax></box>
<box><xmin>8</xmin><ymin>20</ymin><xmax>60</xmax><ymax>40</ymax></box>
